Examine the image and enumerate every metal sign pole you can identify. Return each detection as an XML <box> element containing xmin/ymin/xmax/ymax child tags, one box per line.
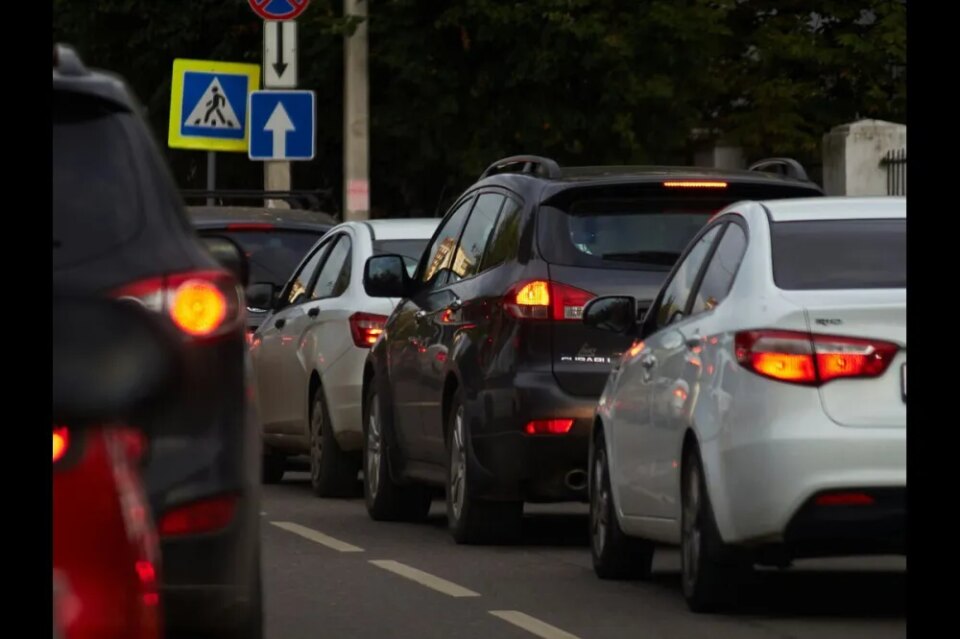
<box><xmin>206</xmin><ymin>151</ymin><xmax>216</xmax><ymax>205</ymax></box>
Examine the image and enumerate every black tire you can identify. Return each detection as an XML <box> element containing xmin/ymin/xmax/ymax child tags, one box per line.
<box><xmin>363</xmin><ymin>382</ymin><xmax>432</xmax><ymax>522</ymax></box>
<box><xmin>309</xmin><ymin>385</ymin><xmax>361</xmax><ymax>498</ymax></box>
<box><xmin>681</xmin><ymin>447</ymin><xmax>751</xmax><ymax>613</ymax></box>
<box><xmin>445</xmin><ymin>393</ymin><xmax>523</xmax><ymax>545</ymax></box>
<box><xmin>262</xmin><ymin>451</ymin><xmax>286</xmax><ymax>484</ymax></box>
<box><xmin>590</xmin><ymin>428</ymin><xmax>655</xmax><ymax>579</ymax></box>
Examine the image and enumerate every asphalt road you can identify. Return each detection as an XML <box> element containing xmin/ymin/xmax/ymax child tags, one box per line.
<box><xmin>262</xmin><ymin>471</ymin><xmax>905</xmax><ymax>639</ymax></box>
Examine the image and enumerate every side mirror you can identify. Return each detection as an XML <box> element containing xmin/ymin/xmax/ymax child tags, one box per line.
<box><xmin>583</xmin><ymin>296</ymin><xmax>639</xmax><ymax>335</ymax></box>
<box><xmin>246</xmin><ymin>282</ymin><xmax>278</xmax><ymax>311</ymax></box>
<box><xmin>203</xmin><ymin>236</ymin><xmax>249</xmax><ymax>287</ymax></box>
<box><xmin>364</xmin><ymin>254</ymin><xmax>412</xmax><ymax>298</ymax></box>
<box><xmin>53</xmin><ymin>297</ymin><xmax>179</xmax><ymax>425</ymax></box>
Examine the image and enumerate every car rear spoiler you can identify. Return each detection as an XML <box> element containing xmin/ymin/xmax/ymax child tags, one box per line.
<box><xmin>181</xmin><ymin>189</ymin><xmax>339</xmax><ymax>215</ymax></box>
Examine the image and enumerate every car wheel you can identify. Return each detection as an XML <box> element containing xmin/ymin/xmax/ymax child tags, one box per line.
<box><xmin>445</xmin><ymin>394</ymin><xmax>523</xmax><ymax>545</ymax></box>
<box><xmin>309</xmin><ymin>385</ymin><xmax>361</xmax><ymax>498</ymax></box>
<box><xmin>681</xmin><ymin>447</ymin><xmax>750</xmax><ymax>613</ymax></box>
<box><xmin>262</xmin><ymin>450</ymin><xmax>286</xmax><ymax>484</ymax></box>
<box><xmin>590</xmin><ymin>428</ymin><xmax>655</xmax><ymax>579</ymax></box>
<box><xmin>363</xmin><ymin>382</ymin><xmax>431</xmax><ymax>521</ymax></box>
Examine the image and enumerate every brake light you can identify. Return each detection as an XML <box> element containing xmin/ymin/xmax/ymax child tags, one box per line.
<box><xmin>158</xmin><ymin>495</ymin><xmax>237</xmax><ymax>537</ymax></box>
<box><xmin>53</xmin><ymin>426</ymin><xmax>69</xmax><ymax>462</ymax></box>
<box><xmin>112</xmin><ymin>270</ymin><xmax>241</xmax><ymax>338</ymax></box>
<box><xmin>349</xmin><ymin>312</ymin><xmax>387</xmax><ymax>347</ymax></box>
<box><xmin>135</xmin><ymin>560</ymin><xmax>160</xmax><ymax>606</ymax></box>
<box><xmin>663</xmin><ymin>180</ymin><xmax>728</xmax><ymax>189</ymax></box>
<box><xmin>505</xmin><ymin>280</ymin><xmax>595</xmax><ymax>321</ymax></box>
<box><xmin>735</xmin><ymin>330</ymin><xmax>898</xmax><ymax>386</ymax></box>
<box><xmin>815</xmin><ymin>491</ymin><xmax>875</xmax><ymax>506</ymax></box>
<box><xmin>525</xmin><ymin>419</ymin><xmax>575</xmax><ymax>435</ymax></box>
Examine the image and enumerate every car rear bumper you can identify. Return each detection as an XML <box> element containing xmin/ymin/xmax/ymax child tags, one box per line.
<box><xmin>323</xmin><ymin>345</ymin><xmax>366</xmax><ymax>451</ymax></box>
<box><xmin>703</xmin><ymin>412</ymin><xmax>906</xmax><ymax>549</ymax></box>
<box><xmin>469</xmin><ymin>370</ymin><xmax>598</xmax><ymax>502</ymax></box>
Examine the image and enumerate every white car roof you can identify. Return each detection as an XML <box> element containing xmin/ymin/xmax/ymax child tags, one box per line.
<box><xmin>761</xmin><ymin>197</ymin><xmax>905</xmax><ymax>223</ymax></box>
<box><xmin>361</xmin><ymin>218</ymin><xmax>440</xmax><ymax>240</ymax></box>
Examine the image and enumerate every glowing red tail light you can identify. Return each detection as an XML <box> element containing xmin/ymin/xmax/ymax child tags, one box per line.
<box><xmin>53</xmin><ymin>426</ymin><xmax>69</xmax><ymax>462</ymax></box>
<box><xmin>158</xmin><ymin>495</ymin><xmax>237</xmax><ymax>537</ymax></box>
<box><xmin>735</xmin><ymin>330</ymin><xmax>898</xmax><ymax>386</ymax></box>
<box><xmin>504</xmin><ymin>280</ymin><xmax>595</xmax><ymax>321</ymax></box>
<box><xmin>815</xmin><ymin>491</ymin><xmax>875</xmax><ymax>506</ymax></box>
<box><xmin>349</xmin><ymin>312</ymin><xmax>387</xmax><ymax>347</ymax></box>
<box><xmin>112</xmin><ymin>270</ymin><xmax>241</xmax><ymax>338</ymax></box>
<box><xmin>525</xmin><ymin>419</ymin><xmax>575</xmax><ymax>435</ymax></box>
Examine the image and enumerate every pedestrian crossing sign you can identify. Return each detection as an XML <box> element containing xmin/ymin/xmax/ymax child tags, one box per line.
<box><xmin>168</xmin><ymin>59</ymin><xmax>261</xmax><ymax>152</ymax></box>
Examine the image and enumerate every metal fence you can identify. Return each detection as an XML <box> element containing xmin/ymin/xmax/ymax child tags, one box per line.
<box><xmin>881</xmin><ymin>148</ymin><xmax>906</xmax><ymax>196</ymax></box>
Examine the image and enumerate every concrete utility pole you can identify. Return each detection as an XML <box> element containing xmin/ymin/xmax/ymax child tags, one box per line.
<box><xmin>343</xmin><ymin>0</ymin><xmax>370</xmax><ymax>220</ymax></box>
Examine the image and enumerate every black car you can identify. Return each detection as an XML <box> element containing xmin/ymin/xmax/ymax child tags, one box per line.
<box><xmin>188</xmin><ymin>204</ymin><xmax>338</xmax><ymax>340</ymax></box>
<box><xmin>360</xmin><ymin>154</ymin><xmax>823</xmax><ymax>544</ymax></box>
<box><xmin>53</xmin><ymin>45</ymin><xmax>262</xmax><ymax>638</ymax></box>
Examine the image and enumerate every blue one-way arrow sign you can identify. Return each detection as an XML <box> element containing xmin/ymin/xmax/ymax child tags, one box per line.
<box><xmin>248</xmin><ymin>90</ymin><xmax>315</xmax><ymax>161</ymax></box>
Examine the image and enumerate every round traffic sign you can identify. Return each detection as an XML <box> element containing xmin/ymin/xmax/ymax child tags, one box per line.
<box><xmin>248</xmin><ymin>0</ymin><xmax>309</xmax><ymax>21</ymax></box>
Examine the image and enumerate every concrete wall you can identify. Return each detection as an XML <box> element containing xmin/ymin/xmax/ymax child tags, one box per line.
<box><xmin>822</xmin><ymin>120</ymin><xmax>906</xmax><ymax>196</ymax></box>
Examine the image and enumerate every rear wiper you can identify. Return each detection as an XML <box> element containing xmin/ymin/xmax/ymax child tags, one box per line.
<box><xmin>601</xmin><ymin>251</ymin><xmax>680</xmax><ymax>265</ymax></box>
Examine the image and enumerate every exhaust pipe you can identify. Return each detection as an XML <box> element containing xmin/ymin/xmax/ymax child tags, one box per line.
<box><xmin>564</xmin><ymin>469</ymin><xmax>588</xmax><ymax>492</ymax></box>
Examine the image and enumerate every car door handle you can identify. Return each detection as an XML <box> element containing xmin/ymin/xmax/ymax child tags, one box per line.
<box><xmin>415</xmin><ymin>309</ymin><xmax>429</xmax><ymax>321</ymax></box>
<box><xmin>274</xmin><ymin>318</ymin><xmax>286</xmax><ymax>329</ymax></box>
<box><xmin>307</xmin><ymin>306</ymin><xmax>320</xmax><ymax>318</ymax></box>
<box><xmin>447</xmin><ymin>298</ymin><xmax>463</xmax><ymax>311</ymax></box>
<box><xmin>640</xmin><ymin>354</ymin><xmax>657</xmax><ymax>369</ymax></box>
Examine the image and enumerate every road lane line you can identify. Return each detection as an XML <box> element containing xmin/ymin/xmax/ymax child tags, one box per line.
<box><xmin>270</xmin><ymin>521</ymin><xmax>364</xmax><ymax>553</ymax></box>
<box><xmin>369</xmin><ymin>559</ymin><xmax>480</xmax><ymax>598</ymax></box>
<box><xmin>489</xmin><ymin>611</ymin><xmax>581</xmax><ymax>639</ymax></box>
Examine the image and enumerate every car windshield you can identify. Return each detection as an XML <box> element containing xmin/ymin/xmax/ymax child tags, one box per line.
<box><xmin>374</xmin><ymin>239</ymin><xmax>429</xmax><ymax>276</ymax></box>
<box><xmin>200</xmin><ymin>229</ymin><xmax>323</xmax><ymax>286</ymax></box>
<box><xmin>771</xmin><ymin>218</ymin><xmax>906</xmax><ymax>289</ymax></box>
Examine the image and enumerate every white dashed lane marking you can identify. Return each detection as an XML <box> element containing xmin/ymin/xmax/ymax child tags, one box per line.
<box><xmin>369</xmin><ymin>559</ymin><xmax>481</xmax><ymax>598</ymax></box>
<box><xmin>489</xmin><ymin>610</ymin><xmax>582</xmax><ymax>639</ymax></box>
<box><xmin>270</xmin><ymin>521</ymin><xmax>365</xmax><ymax>553</ymax></box>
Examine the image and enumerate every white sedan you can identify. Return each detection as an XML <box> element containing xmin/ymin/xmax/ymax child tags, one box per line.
<box><xmin>249</xmin><ymin>218</ymin><xmax>439</xmax><ymax>495</ymax></box>
<box><xmin>582</xmin><ymin>197</ymin><xmax>905</xmax><ymax>612</ymax></box>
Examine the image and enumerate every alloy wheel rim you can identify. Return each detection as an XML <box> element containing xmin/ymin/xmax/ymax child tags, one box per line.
<box><xmin>366</xmin><ymin>398</ymin><xmax>382</xmax><ymax>498</ymax></box>
<box><xmin>449</xmin><ymin>407</ymin><xmax>467</xmax><ymax>521</ymax></box>
<box><xmin>310</xmin><ymin>397</ymin><xmax>324</xmax><ymax>485</ymax></box>
<box><xmin>591</xmin><ymin>449</ymin><xmax>609</xmax><ymax>557</ymax></box>
<box><xmin>682</xmin><ymin>464</ymin><xmax>702</xmax><ymax>593</ymax></box>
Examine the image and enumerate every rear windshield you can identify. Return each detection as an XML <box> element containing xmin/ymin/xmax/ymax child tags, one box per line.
<box><xmin>53</xmin><ymin>94</ymin><xmax>143</xmax><ymax>268</ymax></box>
<box><xmin>539</xmin><ymin>198</ymin><xmax>721</xmax><ymax>270</ymax></box>
<box><xmin>375</xmin><ymin>239</ymin><xmax>429</xmax><ymax>276</ymax></box>
<box><xmin>771</xmin><ymin>219</ymin><xmax>906</xmax><ymax>289</ymax></box>
<box><xmin>201</xmin><ymin>230</ymin><xmax>322</xmax><ymax>286</ymax></box>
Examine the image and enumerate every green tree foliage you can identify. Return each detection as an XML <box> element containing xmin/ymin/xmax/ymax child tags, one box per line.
<box><xmin>53</xmin><ymin>0</ymin><xmax>905</xmax><ymax>217</ymax></box>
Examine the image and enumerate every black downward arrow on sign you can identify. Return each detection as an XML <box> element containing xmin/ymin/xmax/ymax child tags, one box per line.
<box><xmin>273</xmin><ymin>22</ymin><xmax>288</xmax><ymax>77</ymax></box>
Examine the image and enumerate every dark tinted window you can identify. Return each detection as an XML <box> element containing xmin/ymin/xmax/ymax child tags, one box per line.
<box><xmin>690</xmin><ymin>223</ymin><xmax>747</xmax><ymax>315</ymax></box>
<box><xmin>451</xmin><ymin>193</ymin><xmax>505</xmax><ymax>281</ymax></box>
<box><xmin>374</xmin><ymin>239</ymin><xmax>429</xmax><ymax>276</ymax></box>
<box><xmin>421</xmin><ymin>197</ymin><xmax>474</xmax><ymax>285</ymax></box>
<box><xmin>481</xmin><ymin>198</ymin><xmax>522</xmax><ymax>271</ymax></box>
<box><xmin>655</xmin><ymin>225</ymin><xmax>723</xmax><ymax>329</ymax></box>
<box><xmin>313</xmin><ymin>236</ymin><xmax>352</xmax><ymax>298</ymax></box>
<box><xmin>202</xmin><ymin>230</ymin><xmax>321</xmax><ymax>287</ymax></box>
<box><xmin>53</xmin><ymin>95</ymin><xmax>142</xmax><ymax>268</ymax></box>
<box><xmin>771</xmin><ymin>219</ymin><xmax>906</xmax><ymax>289</ymax></box>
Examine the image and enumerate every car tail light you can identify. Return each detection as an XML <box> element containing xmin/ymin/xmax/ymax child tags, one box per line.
<box><xmin>815</xmin><ymin>491</ymin><xmax>875</xmax><ymax>506</ymax></box>
<box><xmin>504</xmin><ymin>280</ymin><xmax>595</xmax><ymax>321</ymax></box>
<box><xmin>112</xmin><ymin>269</ymin><xmax>241</xmax><ymax>338</ymax></box>
<box><xmin>662</xmin><ymin>180</ymin><xmax>728</xmax><ymax>188</ymax></box>
<box><xmin>735</xmin><ymin>330</ymin><xmax>898</xmax><ymax>386</ymax></box>
<box><xmin>524</xmin><ymin>419</ymin><xmax>574</xmax><ymax>435</ymax></box>
<box><xmin>349</xmin><ymin>312</ymin><xmax>387</xmax><ymax>347</ymax></box>
<box><xmin>53</xmin><ymin>426</ymin><xmax>69</xmax><ymax>462</ymax></box>
<box><xmin>158</xmin><ymin>494</ymin><xmax>237</xmax><ymax>537</ymax></box>
<box><xmin>227</xmin><ymin>222</ymin><xmax>274</xmax><ymax>231</ymax></box>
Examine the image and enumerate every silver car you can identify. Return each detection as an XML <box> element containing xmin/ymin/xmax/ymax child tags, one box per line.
<box><xmin>250</xmin><ymin>218</ymin><xmax>439</xmax><ymax>495</ymax></box>
<box><xmin>582</xmin><ymin>197</ymin><xmax>905</xmax><ymax>612</ymax></box>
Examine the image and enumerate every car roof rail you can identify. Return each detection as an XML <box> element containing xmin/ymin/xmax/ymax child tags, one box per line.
<box><xmin>53</xmin><ymin>44</ymin><xmax>88</xmax><ymax>76</ymax></box>
<box><xmin>480</xmin><ymin>155</ymin><xmax>562</xmax><ymax>180</ymax></box>
<box><xmin>747</xmin><ymin>157</ymin><xmax>810</xmax><ymax>182</ymax></box>
<box><xmin>181</xmin><ymin>189</ymin><xmax>339</xmax><ymax>215</ymax></box>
